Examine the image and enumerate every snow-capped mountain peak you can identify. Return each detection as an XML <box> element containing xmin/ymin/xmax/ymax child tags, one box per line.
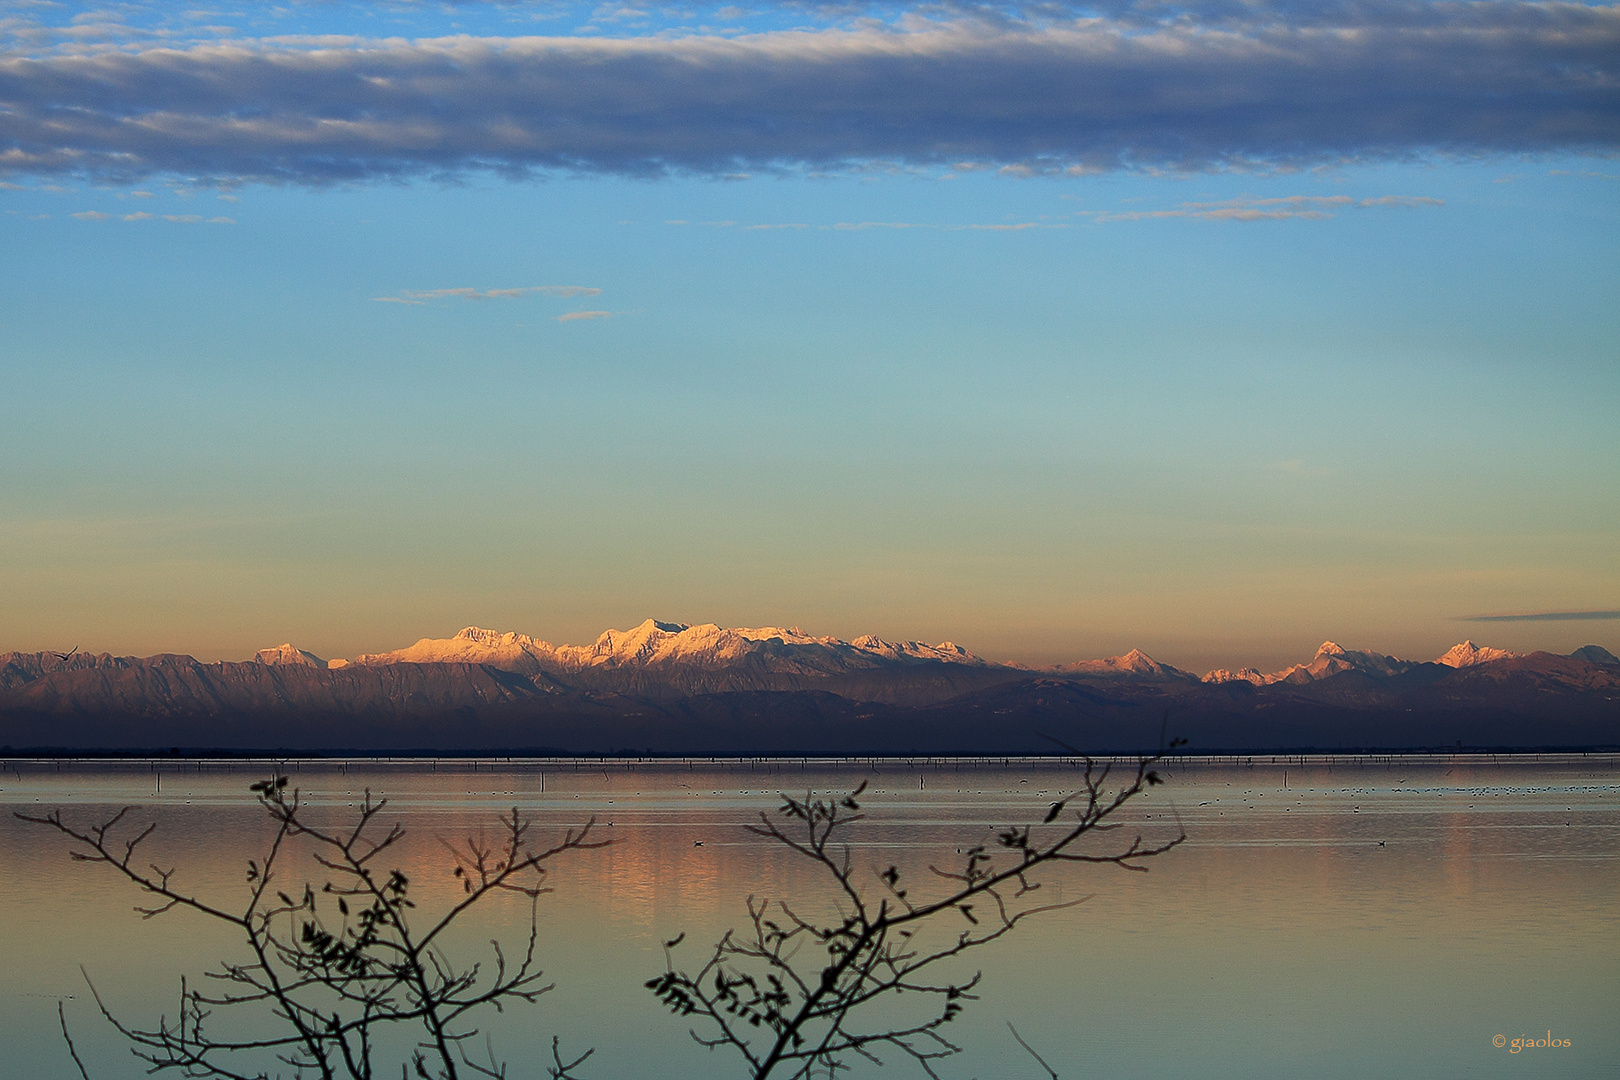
<box><xmin>1437</xmin><ymin>641</ymin><xmax>1519</xmax><ymax>667</ymax></box>
<box><xmin>1050</xmin><ymin>649</ymin><xmax>1193</xmax><ymax>681</ymax></box>
<box><xmin>354</xmin><ymin>627</ymin><xmax>552</xmax><ymax>673</ymax></box>
<box><xmin>1211</xmin><ymin>641</ymin><xmax>1413</xmax><ymax>685</ymax></box>
<box><xmin>253</xmin><ymin>643</ymin><xmax>325</xmax><ymax>667</ymax></box>
<box><xmin>1199</xmin><ymin>638</ymin><xmax>1523</xmax><ymax>685</ymax></box>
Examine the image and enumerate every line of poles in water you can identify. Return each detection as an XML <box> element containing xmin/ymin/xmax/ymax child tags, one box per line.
<box><xmin>4</xmin><ymin>750</ymin><xmax>1615</xmax><ymax>780</ymax></box>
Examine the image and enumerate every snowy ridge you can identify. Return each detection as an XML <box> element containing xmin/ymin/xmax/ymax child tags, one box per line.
<box><xmin>345</xmin><ymin>619</ymin><xmax>988</xmax><ymax>675</ymax></box>
<box><xmin>1202</xmin><ymin>667</ymin><xmax>1268</xmax><ymax>686</ymax></box>
<box><xmin>1203</xmin><ymin>640</ymin><xmax>1524</xmax><ymax>684</ymax></box>
<box><xmin>354</xmin><ymin>628</ymin><xmax>554</xmax><ymax>675</ymax></box>
<box><xmin>295</xmin><ymin>623</ymin><xmax>1538</xmax><ymax>685</ymax></box>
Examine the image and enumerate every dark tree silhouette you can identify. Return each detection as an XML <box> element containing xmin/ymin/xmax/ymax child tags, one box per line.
<box><xmin>646</xmin><ymin>746</ymin><xmax>1186</xmax><ymax>1080</ymax></box>
<box><xmin>20</xmin><ymin>778</ymin><xmax>606</xmax><ymax>1080</ymax></box>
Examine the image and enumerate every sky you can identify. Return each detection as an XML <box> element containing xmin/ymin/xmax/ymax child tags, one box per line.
<box><xmin>1</xmin><ymin>0</ymin><xmax>1617</xmax><ymax>674</ymax></box>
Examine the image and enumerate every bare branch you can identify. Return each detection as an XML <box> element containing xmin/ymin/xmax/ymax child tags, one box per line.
<box><xmin>23</xmin><ymin>779</ymin><xmax>604</xmax><ymax>1080</ymax></box>
<box><xmin>649</xmin><ymin>746</ymin><xmax>1185</xmax><ymax>1080</ymax></box>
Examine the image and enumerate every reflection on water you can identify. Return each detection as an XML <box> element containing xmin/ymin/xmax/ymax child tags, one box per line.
<box><xmin>2</xmin><ymin>755</ymin><xmax>1616</xmax><ymax>1079</ymax></box>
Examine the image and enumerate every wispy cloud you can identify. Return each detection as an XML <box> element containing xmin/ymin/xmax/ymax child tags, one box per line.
<box><xmin>679</xmin><ymin>197</ymin><xmax>1443</xmax><ymax>231</ymax></box>
<box><xmin>70</xmin><ymin>208</ymin><xmax>233</xmax><ymax>223</ymax></box>
<box><xmin>1091</xmin><ymin>195</ymin><xmax>1445</xmax><ymax>222</ymax></box>
<box><xmin>679</xmin><ymin>218</ymin><xmax>1066</xmax><ymax>230</ymax></box>
<box><xmin>830</xmin><ymin>220</ymin><xmax>1065</xmax><ymax>231</ymax></box>
<box><xmin>372</xmin><ymin>285</ymin><xmax>604</xmax><ymax>305</ymax></box>
<box><xmin>1456</xmin><ymin>610</ymin><xmax>1620</xmax><ymax>622</ymax></box>
<box><xmin>0</xmin><ymin>5</ymin><xmax>1614</xmax><ymax>185</ymax></box>
<box><xmin>557</xmin><ymin>310</ymin><xmax>614</xmax><ymax>322</ymax></box>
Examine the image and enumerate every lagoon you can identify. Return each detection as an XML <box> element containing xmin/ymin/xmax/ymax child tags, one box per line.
<box><xmin>1</xmin><ymin>755</ymin><xmax>1616</xmax><ymax>1079</ymax></box>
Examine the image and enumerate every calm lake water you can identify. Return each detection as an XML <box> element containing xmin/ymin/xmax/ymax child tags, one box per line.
<box><xmin>1</xmin><ymin>755</ymin><xmax>1616</xmax><ymax>1080</ymax></box>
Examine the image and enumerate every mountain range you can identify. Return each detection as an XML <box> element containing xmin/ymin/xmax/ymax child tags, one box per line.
<box><xmin>3</xmin><ymin>620</ymin><xmax>1616</xmax><ymax>754</ymax></box>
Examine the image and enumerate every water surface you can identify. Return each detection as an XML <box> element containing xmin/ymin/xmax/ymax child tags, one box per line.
<box><xmin>2</xmin><ymin>755</ymin><xmax>1615</xmax><ymax>1079</ymax></box>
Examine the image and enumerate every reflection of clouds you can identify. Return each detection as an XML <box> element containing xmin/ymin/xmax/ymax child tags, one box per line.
<box><xmin>1</xmin><ymin>5</ymin><xmax>1614</xmax><ymax>184</ymax></box>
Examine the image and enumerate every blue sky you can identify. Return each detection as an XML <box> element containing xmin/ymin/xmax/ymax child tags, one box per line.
<box><xmin>1</xmin><ymin>0</ymin><xmax>1616</xmax><ymax>671</ymax></box>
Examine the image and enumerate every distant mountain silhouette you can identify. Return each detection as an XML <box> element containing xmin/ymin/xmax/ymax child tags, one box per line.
<box><xmin>2</xmin><ymin>624</ymin><xmax>1615</xmax><ymax>754</ymax></box>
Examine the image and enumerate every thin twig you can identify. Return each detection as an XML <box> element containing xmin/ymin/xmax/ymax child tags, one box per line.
<box><xmin>1008</xmin><ymin>1021</ymin><xmax>1058</xmax><ymax>1080</ymax></box>
<box><xmin>58</xmin><ymin>1000</ymin><xmax>92</xmax><ymax>1080</ymax></box>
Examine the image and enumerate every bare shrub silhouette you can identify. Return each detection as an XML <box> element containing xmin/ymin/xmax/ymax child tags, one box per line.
<box><xmin>20</xmin><ymin>777</ymin><xmax>606</xmax><ymax>1080</ymax></box>
<box><xmin>24</xmin><ymin>747</ymin><xmax>1182</xmax><ymax>1080</ymax></box>
<box><xmin>646</xmin><ymin>745</ymin><xmax>1186</xmax><ymax>1080</ymax></box>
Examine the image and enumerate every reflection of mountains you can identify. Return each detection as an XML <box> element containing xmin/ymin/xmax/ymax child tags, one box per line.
<box><xmin>2</xmin><ymin>622</ymin><xmax>1617</xmax><ymax>753</ymax></box>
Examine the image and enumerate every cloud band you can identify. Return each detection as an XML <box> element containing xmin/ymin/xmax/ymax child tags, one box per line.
<box><xmin>2</xmin><ymin>7</ymin><xmax>1617</xmax><ymax>184</ymax></box>
<box><xmin>1457</xmin><ymin>610</ymin><xmax>1620</xmax><ymax>622</ymax></box>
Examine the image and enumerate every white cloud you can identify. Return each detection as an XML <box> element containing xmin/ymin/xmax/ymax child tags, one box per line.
<box><xmin>71</xmin><ymin>210</ymin><xmax>111</xmax><ymax>220</ymax></box>
<box><xmin>557</xmin><ymin>310</ymin><xmax>614</xmax><ymax>322</ymax></box>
